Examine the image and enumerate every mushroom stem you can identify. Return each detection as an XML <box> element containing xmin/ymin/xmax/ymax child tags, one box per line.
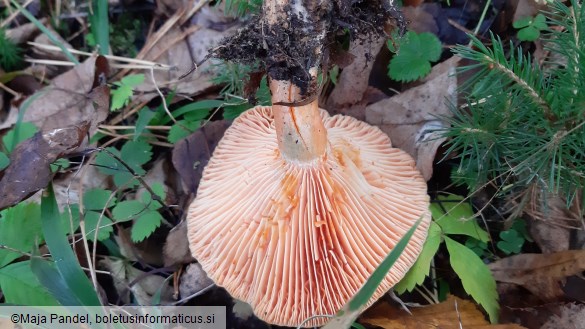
<box><xmin>270</xmin><ymin>78</ymin><xmax>327</xmax><ymax>163</ymax></box>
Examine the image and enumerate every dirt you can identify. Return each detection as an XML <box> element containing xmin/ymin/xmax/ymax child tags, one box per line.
<box><xmin>210</xmin><ymin>0</ymin><xmax>404</xmax><ymax>97</ymax></box>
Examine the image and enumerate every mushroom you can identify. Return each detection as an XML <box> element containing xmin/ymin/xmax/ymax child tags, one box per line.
<box><xmin>187</xmin><ymin>79</ymin><xmax>431</xmax><ymax>327</ymax></box>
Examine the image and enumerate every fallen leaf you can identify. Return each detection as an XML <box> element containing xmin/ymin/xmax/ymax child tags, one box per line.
<box><xmin>402</xmin><ymin>5</ymin><xmax>439</xmax><ymax>35</ymax></box>
<box><xmin>172</xmin><ymin>120</ymin><xmax>231</xmax><ymax>195</ymax></box>
<box><xmin>365</xmin><ymin>56</ymin><xmax>459</xmax><ymax>180</ymax></box>
<box><xmin>360</xmin><ymin>295</ymin><xmax>526</xmax><ymax>329</ymax></box>
<box><xmin>6</xmin><ymin>20</ymin><xmax>44</xmax><ymax>44</ymax></box>
<box><xmin>541</xmin><ymin>303</ymin><xmax>585</xmax><ymax>329</ymax></box>
<box><xmin>163</xmin><ymin>220</ymin><xmax>194</xmax><ymax>267</ymax></box>
<box><xmin>489</xmin><ymin>250</ymin><xmax>585</xmax><ymax>301</ymax></box>
<box><xmin>179</xmin><ymin>263</ymin><xmax>214</xmax><ymax>299</ymax></box>
<box><xmin>0</xmin><ymin>122</ymin><xmax>90</xmax><ymax>211</ymax></box>
<box><xmin>325</xmin><ymin>32</ymin><xmax>386</xmax><ymax>120</ymax></box>
<box><xmin>20</xmin><ymin>56</ymin><xmax>110</xmax><ymax>135</ymax></box>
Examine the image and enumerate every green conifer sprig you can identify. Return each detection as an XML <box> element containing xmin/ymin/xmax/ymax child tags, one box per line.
<box><xmin>445</xmin><ymin>0</ymin><xmax>585</xmax><ymax>207</ymax></box>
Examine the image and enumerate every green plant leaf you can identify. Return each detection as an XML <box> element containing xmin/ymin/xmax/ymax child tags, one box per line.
<box><xmin>0</xmin><ymin>151</ymin><xmax>8</xmax><ymax>170</ymax></box>
<box><xmin>465</xmin><ymin>237</ymin><xmax>488</xmax><ymax>257</ymax></box>
<box><xmin>84</xmin><ymin>211</ymin><xmax>114</xmax><ymax>241</ymax></box>
<box><xmin>112</xmin><ymin>200</ymin><xmax>147</xmax><ymax>222</ymax></box>
<box><xmin>50</xmin><ymin>158</ymin><xmax>71</xmax><ymax>172</ymax></box>
<box><xmin>120</xmin><ymin>140</ymin><xmax>152</xmax><ymax>167</ymax></box>
<box><xmin>60</xmin><ymin>204</ymin><xmax>81</xmax><ymax>236</ymax></box>
<box><xmin>83</xmin><ymin>188</ymin><xmax>117</xmax><ymax>211</ymax></box>
<box><xmin>394</xmin><ymin>221</ymin><xmax>442</xmax><ymax>293</ymax></box>
<box><xmin>95</xmin><ymin>147</ymin><xmax>123</xmax><ymax>176</ymax></box>
<box><xmin>171</xmin><ymin>100</ymin><xmax>221</xmax><ymax>119</ymax></box>
<box><xmin>41</xmin><ymin>184</ymin><xmax>101</xmax><ymax>306</ymax></box>
<box><xmin>0</xmin><ymin>202</ymin><xmax>42</xmax><ymax>268</ymax></box>
<box><xmin>532</xmin><ymin>13</ymin><xmax>547</xmax><ymax>29</ymax></box>
<box><xmin>141</xmin><ymin>182</ymin><xmax>166</xmax><ymax>210</ymax></box>
<box><xmin>430</xmin><ymin>194</ymin><xmax>489</xmax><ymax>242</ymax></box>
<box><xmin>2</xmin><ymin>122</ymin><xmax>38</xmax><ymax>153</ymax></box>
<box><xmin>111</xmin><ymin>74</ymin><xmax>144</xmax><ymax>111</ymax></box>
<box><xmin>517</xmin><ymin>26</ymin><xmax>540</xmax><ymax>42</ymax></box>
<box><xmin>168</xmin><ymin>120</ymin><xmax>201</xmax><ymax>144</ymax></box>
<box><xmin>329</xmin><ymin>65</ymin><xmax>339</xmax><ymax>85</ymax></box>
<box><xmin>497</xmin><ymin>230</ymin><xmax>524</xmax><ymax>255</ymax></box>
<box><xmin>30</xmin><ymin>257</ymin><xmax>80</xmax><ymax>306</ymax></box>
<box><xmin>445</xmin><ymin>237</ymin><xmax>498</xmax><ymax>323</ymax></box>
<box><xmin>131</xmin><ymin>211</ymin><xmax>162</xmax><ymax>242</ymax></box>
<box><xmin>387</xmin><ymin>31</ymin><xmax>442</xmax><ymax>82</ymax></box>
<box><xmin>134</xmin><ymin>107</ymin><xmax>157</xmax><ymax>141</ymax></box>
<box><xmin>323</xmin><ymin>218</ymin><xmax>422</xmax><ymax>329</ymax></box>
<box><xmin>0</xmin><ymin>260</ymin><xmax>60</xmax><ymax>305</ymax></box>
<box><xmin>513</xmin><ymin>16</ymin><xmax>533</xmax><ymax>29</ymax></box>
<box><xmin>89</xmin><ymin>0</ymin><xmax>109</xmax><ymax>54</ymax></box>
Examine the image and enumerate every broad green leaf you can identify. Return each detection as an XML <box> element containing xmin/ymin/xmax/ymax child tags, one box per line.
<box><xmin>141</xmin><ymin>182</ymin><xmax>166</xmax><ymax>210</ymax></box>
<box><xmin>112</xmin><ymin>200</ymin><xmax>147</xmax><ymax>222</ymax></box>
<box><xmin>518</xmin><ymin>27</ymin><xmax>540</xmax><ymax>42</ymax></box>
<box><xmin>111</xmin><ymin>75</ymin><xmax>144</xmax><ymax>111</ymax></box>
<box><xmin>171</xmin><ymin>100</ymin><xmax>222</xmax><ymax>119</ymax></box>
<box><xmin>323</xmin><ymin>218</ymin><xmax>422</xmax><ymax>329</ymax></box>
<box><xmin>120</xmin><ymin>74</ymin><xmax>145</xmax><ymax>87</ymax></box>
<box><xmin>95</xmin><ymin>147</ymin><xmax>123</xmax><ymax>176</ymax></box>
<box><xmin>168</xmin><ymin>120</ymin><xmax>200</xmax><ymax>144</ymax></box>
<box><xmin>60</xmin><ymin>204</ymin><xmax>81</xmax><ymax>236</ymax></box>
<box><xmin>430</xmin><ymin>194</ymin><xmax>489</xmax><ymax>242</ymax></box>
<box><xmin>83</xmin><ymin>188</ymin><xmax>117</xmax><ymax>210</ymax></box>
<box><xmin>513</xmin><ymin>16</ymin><xmax>533</xmax><ymax>29</ymax></box>
<box><xmin>387</xmin><ymin>31</ymin><xmax>442</xmax><ymax>82</ymax></box>
<box><xmin>2</xmin><ymin>122</ymin><xmax>37</xmax><ymax>153</ymax></box>
<box><xmin>223</xmin><ymin>103</ymin><xmax>251</xmax><ymax>120</ymax></box>
<box><xmin>0</xmin><ymin>202</ymin><xmax>42</xmax><ymax>268</ymax></box>
<box><xmin>394</xmin><ymin>221</ymin><xmax>441</xmax><ymax>293</ymax></box>
<box><xmin>0</xmin><ymin>151</ymin><xmax>9</xmax><ymax>170</ymax></box>
<box><xmin>121</xmin><ymin>140</ymin><xmax>152</xmax><ymax>166</ymax></box>
<box><xmin>31</xmin><ymin>256</ymin><xmax>82</xmax><ymax>306</ymax></box>
<box><xmin>131</xmin><ymin>211</ymin><xmax>163</xmax><ymax>242</ymax></box>
<box><xmin>532</xmin><ymin>13</ymin><xmax>547</xmax><ymax>30</ymax></box>
<box><xmin>497</xmin><ymin>230</ymin><xmax>524</xmax><ymax>255</ymax></box>
<box><xmin>84</xmin><ymin>211</ymin><xmax>114</xmax><ymax>241</ymax></box>
<box><xmin>50</xmin><ymin>158</ymin><xmax>71</xmax><ymax>172</ymax></box>
<box><xmin>0</xmin><ymin>260</ymin><xmax>60</xmax><ymax>305</ymax></box>
<box><xmin>134</xmin><ymin>107</ymin><xmax>157</xmax><ymax>140</ymax></box>
<box><xmin>445</xmin><ymin>237</ymin><xmax>498</xmax><ymax>323</ymax></box>
<box><xmin>41</xmin><ymin>184</ymin><xmax>101</xmax><ymax>306</ymax></box>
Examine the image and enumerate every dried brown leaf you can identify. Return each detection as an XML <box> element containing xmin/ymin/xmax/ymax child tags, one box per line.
<box><xmin>163</xmin><ymin>220</ymin><xmax>194</xmax><ymax>267</ymax></box>
<box><xmin>179</xmin><ymin>263</ymin><xmax>213</xmax><ymax>299</ymax></box>
<box><xmin>365</xmin><ymin>56</ymin><xmax>459</xmax><ymax>180</ymax></box>
<box><xmin>489</xmin><ymin>250</ymin><xmax>585</xmax><ymax>301</ymax></box>
<box><xmin>361</xmin><ymin>295</ymin><xmax>526</xmax><ymax>329</ymax></box>
<box><xmin>171</xmin><ymin>120</ymin><xmax>231</xmax><ymax>195</ymax></box>
<box><xmin>0</xmin><ymin>122</ymin><xmax>90</xmax><ymax>210</ymax></box>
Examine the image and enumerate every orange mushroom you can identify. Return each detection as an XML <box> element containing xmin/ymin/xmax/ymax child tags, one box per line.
<box><xmin>187</xmin><ymin>78</ymin><xmax>431</xmax><ymax>326</ymax></box>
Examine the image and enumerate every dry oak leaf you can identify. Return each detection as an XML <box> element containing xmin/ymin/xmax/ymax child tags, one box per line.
<box><xmin>489</xmin><ymin>250</ymin><xmax>585</xmax><ymax>301</ymax></box>
<box><xmin>360</xmin><ymin>295</ymin><xmax>526</xmax><ymax>329</ymax></box>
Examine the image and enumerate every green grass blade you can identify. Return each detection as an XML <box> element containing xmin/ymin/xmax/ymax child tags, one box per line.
<box><xmin>10</xmin><ymin>0</ymin><xmax>79</xmax><ymax>64</ymax></box>
<box><xmin>322</xmin><ymin>217</ymin><xmax>423</xmax><ymax>329</ymax></box>
<box><xmin>90</xmin><ymin>0</ymin><xmax>110</xmax><ymax>55</ymax></box>
<box><xmin>30</xmin><ymin>256</ymin><xmax>82</xmax><ymax>306</ymax></box>
<box><xmin>41</xmin><ymin>184</ymin><xmax>101</xmax><ymax>305</ymax></box>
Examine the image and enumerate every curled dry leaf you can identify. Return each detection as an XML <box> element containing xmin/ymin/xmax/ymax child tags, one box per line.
<box><xmin>171</xmin><ymin>120</ymin><xmax>231</xmax><ymax>195</ymax></box>
<box><xmin>489</xmin><ymin>250</ymin><xmax>585</xmax><ymax>301</ymax></box>
<box><xmin>20</xmin><ymin>56</ymin><xmax>110</xmax><ymax>135</ymax></box>
<box><xmin>541</xmin><ymin>303</ymin><xmax>585</xmax><ymax>329</ymax></box>
<box><xmin>360</xmin><ymin>295</ymin><xmax>526</xmax><ymax>329</ymax></box>
<box><xmin>0</xmin><ymin>122</ymin><xmax>90</xmax><ymax>210</ymax></box>
<box><xmin>365</xmin><ymin>56</ymin><xmax>459</xmax><ymax>180</ymax></box>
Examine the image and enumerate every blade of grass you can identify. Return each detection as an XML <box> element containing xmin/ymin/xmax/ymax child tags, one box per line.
<box><xmin>89</xmin><ymin>0</ymin><xmax>110</xmax><ymax>55</ymax></box>
<box><xmin>320</xmin><ymin>217</ymin><xmax>423</xmax><ymax>329</ymax></box>
<box><xmin>40</xmin><ymin>184</ymin><xmax>101</xmax><ymax>305</ymax></box>
<box><xmin>10</xmin><ymin>0</ymin><xmax>79</xmax><ymax>64</ymax></box>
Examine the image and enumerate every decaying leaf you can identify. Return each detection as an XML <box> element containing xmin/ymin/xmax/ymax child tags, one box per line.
<box><xmin>171</xmin><ymin>120</ymin><xmax>231</xmax><ymax>195</ymax></box>
<box><xmin>541</xmin><ymin>303</ymin><xmax>585</xmax><ymax>329</ymax></box>
<box><xmin>489</xmin><ymin>250</ymin><xmax>585</xmax><ymax>301</ymax></box>
<box><xmin>179</xmin><ymin>263</ymin><xmax>214</xmax><ymax>299</ymax></box>
<box><xmin>0</xmin><ymin>122</ymin><xmax>90</xmax><ymax>210</ymax></box>
<box><xmin>360</xmin><ymin>295</ymin><xmax>526</xmax><ymax>329</ymax></box>
<box><xmin>163</xmin><ymin>220</ymin><xmax>194</xmax><ymax>267</ymax></box>
<box><xmin>324</xmin><ymin>32</ymin><xmax>386</xmax><ymax>120</ymax></box>
<box><xmin>20</xmin><ymin>56</ymin><xmax>110</xmax><ymax>135</ymax></box>
<box><xmin>365</xmin><ymin>56</ymin><xmax>459</xmax><ymax>180</ymax></box>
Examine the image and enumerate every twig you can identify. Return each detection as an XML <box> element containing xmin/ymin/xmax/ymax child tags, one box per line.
<box><xmin>0</xmin><ymin>0</ymin><xmax>34</xmax><ymax>27</ymax></box>
<box><xmin>99</xmin><ymin>125</ymin><xmax>172</xmax><ymax>131</ymax></box>
<box><xmin>150</xmin><ymin>67</ymin><xmax>176</xmax><ymax>124</ymax></box>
